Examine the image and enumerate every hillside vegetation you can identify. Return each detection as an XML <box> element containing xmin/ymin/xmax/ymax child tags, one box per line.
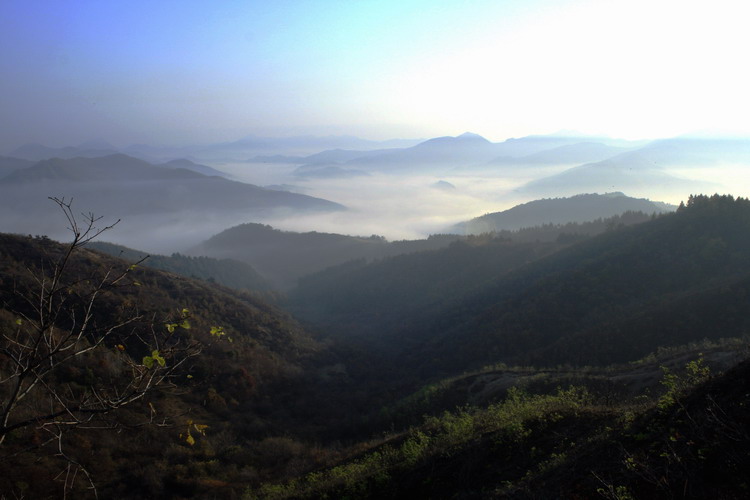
<box><xmin>88</xmin><ymin>241</ymin><xmax>273</xmax><ymax>292</ymax></box>
<box><xmin>3</xmin><ymin>195</ymin><xmax>750</xmax><ymax>499</ymax></box>
<box><xmin>290</xmin><ymin>195</ymin><xmax>750</xmax><ymax>382</ymax></box>
<box><xmin>0</xmin><ymin>231</ymin><xmax>351</xmax><ymax>498</ymax></box>
<box><xmin>191</xmin><ymin>223</ymin><xmax>461</xmax><ymax>289</ymax></box>
<box><xmin>449</xmin><ymin>192</ymin><xmax>672</xmax><ymax>235</ymax></box>
<box><xmin>253</xmin><ymin>351</ymin><xmax>750</xmax><ymax>499</ymax></box>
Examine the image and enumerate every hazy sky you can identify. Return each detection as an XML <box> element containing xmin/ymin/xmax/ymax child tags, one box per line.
<box><xmin>2</xmin><ymin>0</ymin><xmax>750</xmax><ymax>151</ymax></box>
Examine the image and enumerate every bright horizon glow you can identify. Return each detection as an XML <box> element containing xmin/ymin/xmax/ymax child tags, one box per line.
<box><xmin>2</xmin><ymin>0</ymin><xmax>750</xmax><ymax>150</ymax></box>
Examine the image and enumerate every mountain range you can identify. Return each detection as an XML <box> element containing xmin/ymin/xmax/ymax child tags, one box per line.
<box><xmin>235</xmin><ymin>133</ymin><xmax>750</xmax><ymax>196</ymax></box>
<box><xmin>6</xmin><ymin>133</ymin><xmax>749</xmax><ymax>197</ymax></box>
<box><xmin>0</xmin><ymin>153</ymin><xmax>345</xmax><ymax>250</ymax></box>
<box><xmin>0</xmin><ymin>154</ymin><xmax>343</xmax><ymax>212</ymax></box>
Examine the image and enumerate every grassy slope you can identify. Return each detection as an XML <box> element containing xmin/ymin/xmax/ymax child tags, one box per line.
<box><xmin>249</xmin><ymin>349</ymin><xmax>750</xmax><ymax>499</ymax></box>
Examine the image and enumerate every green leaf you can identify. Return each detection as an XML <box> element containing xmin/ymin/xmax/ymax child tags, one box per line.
<box><xmin>151</xmin><ymin>350</ymin><xmax>166</xmax><ymax>367</ymax></box>
<box><xmin>179</xmin><ymin>319</ymin><xmax>191</xmax><ymax>330</ymax></box>
<box><xmin>15</xmin><ymin>318</ymin><xmax>22</xmax><ymax>325</ymax></box>
<box><xmin>142</xmin><ymin>356</ymin><xmax>154</xmax><ymax>369</ymax></box>
<box><xmin>166</xmin><ymin>323</ymin><xmax>176</xmax><ymax>333</ymax></box>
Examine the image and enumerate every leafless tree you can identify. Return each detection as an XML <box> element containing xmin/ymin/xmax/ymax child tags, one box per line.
<box><xmin>0</xmin><ymin>197</ymin><xmax>202</xmax><ymax>497</ymax></box>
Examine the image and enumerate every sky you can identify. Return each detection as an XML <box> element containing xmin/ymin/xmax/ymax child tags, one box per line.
<box><xmin>2</xmin><ymin>0</ymin><xmax>750</xmax><ymax>151</ymax></box>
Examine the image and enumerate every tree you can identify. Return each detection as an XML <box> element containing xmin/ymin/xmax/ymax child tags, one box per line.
<box><xmin>0</xmin><ymin>197</ymin><xmax>201</xmax><ymax>495</ymax></box>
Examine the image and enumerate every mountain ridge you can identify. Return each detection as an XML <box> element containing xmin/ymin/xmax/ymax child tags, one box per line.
<box><xmin>449</xmin><ymin>192</ymin><xmax>675</xmax><ymax>234</ymax></box>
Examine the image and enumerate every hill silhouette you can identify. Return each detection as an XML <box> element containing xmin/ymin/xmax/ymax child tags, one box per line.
<box><xmin>0</xmin><ymin>154</ymin><xmax>345</xmax><ymax>249</ymax></box>
<box><xmin>191</xmin><ymin>223</ymin><xmax>462</xmax><ymax>290</ymax></box>
<box><xmin>449</xmin><ymin>192</ymin><xmax>673</xmax><ymax>234</ymax></box>
<box><xmin>88</xmin><ymin>241</ymin><xmax>273</xmax><ymax>292</ymax></box>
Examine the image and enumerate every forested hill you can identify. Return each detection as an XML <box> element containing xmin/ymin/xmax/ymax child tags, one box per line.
<box><xmin>0</xmin><ymin>232</ymin><xmax>347</xmax><ymax>498</ymax></box>
<box><xmin>287</xmin><ymin>210</ymin><xmax>656</xmax><ymax>343</ymax></box>
<box><xmin>88</xmin><ymin>241</ymin><xmax>273</xmax><ymax>292</ymax></box>
<box><xmin>449</xmin><ymin>192</ymin><xmax>674</xmax><ymax>235</ymax></box>
<box><xmin>290</xmin><ymin>194</ymin><xmax>750</xmax><ymax>380</ymax></box>
<box><xmin>405</xmin><ymin>194</ymin><xmax>750</xmax><ymax>375</ymax></box>
<box><xmin>191</xmin><ymin>223</ymin><xmax>462</xmax><ymax>289</ymax></box>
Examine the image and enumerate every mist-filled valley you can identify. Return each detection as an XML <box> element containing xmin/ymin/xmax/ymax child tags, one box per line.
<box><xmin>1</xmin><ymin>132</ymin><xmax>744</xmax><ymax>255</ymax></box>
<box><xmin>6</xmin><ymin>0</ymin><xmax>750</xmax><ymax>497</ymax></box>
<box><xmin>3</xmin><ymin>131</ymin><xmax>750</xmax><ymax>499</ymax></box>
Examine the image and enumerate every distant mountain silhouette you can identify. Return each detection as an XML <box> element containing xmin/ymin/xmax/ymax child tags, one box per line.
<box><xmin>519</xmin><ymin>137</ymin><xmax>750</xmax><ymax>196</ymax></box>
<box><xmin>0</xmin><ymin>156</ymin><xmax>33</xmax><ymax>179</ymax></box>
<box><xmin>431</xmin><ymin>180</ymin><xmax>456</xmax><ymax>191</ymax></box>
<box><xmin>348</xmin><ymin>132</ymin><xmax>501</xmax><ymax>170</ymax></box>
<box><xmin>9</xmin><ymin>143</ymin><xmax>119</xmax><ymax>161</ymax></box>
<box><xmin>77</xmin><ymin>139</ymin><xmax>118</xmax><ymax>150</ymax></box>
<box><xmin>292</xmin><ymin>164</ymin><xmax>370</xmax><ymax>179</ymax></box>
<box><xmin>631</xmin><ymin>137</ymin><xmax>750</xmax><ymax>166</ymax></box>
<box><xmin>488</xmin><ymin>141</ymin><xmax>631</xmax><ymax>166</ymax></box>
<box><xmin>2</xmin><ymin>154</ymin><xmax>203</xmax><ymax>183</ymax></box>
<box><xmin>246</xmin><ymin>154</ymin><xmax>305</xmax><ymax>163</ymax></box>
<box><xmin>449</xmin><ymin>192</ymin><xmax>674</xmax><ymax>234</ymax></box>
<box><xmin>521</xmin><ymin>152</ymin><xmax>712</xmax><ymax>196</ymax></box>
<box><xmin>0</xmin><ymin>154</ymin><xmax>345</xmax><ymax>246</ymax></box>
<box><xmin>158</xmin><ymin>158</ymin><xmax>227</xmax><ymax>177</ymax></box>
<box><xmin>300</xmin><ymin>147</ymin><xmax>401</xmax><ymax>164</ymax></box>
<box><xmin>339</xmin><ymin>133</ymin><xmax>641</xmax><ymax>174</ymax></box>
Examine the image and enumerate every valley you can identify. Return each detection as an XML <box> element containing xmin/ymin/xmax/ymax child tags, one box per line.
<box><xmin>7</xmin><ymin>1</ymin><xmax>750</xmax><ymax>497</ymax></box>
<box><xmin>1</xmin><ymin>134</ymin><xmax>750</xmax><ymax>499</ymax></box>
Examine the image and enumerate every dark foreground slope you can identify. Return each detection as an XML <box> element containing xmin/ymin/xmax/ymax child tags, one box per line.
<box><xmin>0</xmin><ymin>232</ymin><xmax>347</xmax><ymax>498</ymax></box>
<box><xmin>516</xmin><ymin>357</ymin><xmax>750</xmax><ymax>499</ymax></box>
<box><xmin>251</xmin><ymin>352</ymin><xmax>750</xmax><ymax>499</ymax></box>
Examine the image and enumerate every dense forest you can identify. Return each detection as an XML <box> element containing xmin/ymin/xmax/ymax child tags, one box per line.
<box><xmin>1</xmin><ymin>194</ymin><xmax>750</xmax><ymax>498</ymax></box>
<box><xmin>88</xmin><ymin>241</ymin><xmax>273</xmax><ymax>292</ymax></box>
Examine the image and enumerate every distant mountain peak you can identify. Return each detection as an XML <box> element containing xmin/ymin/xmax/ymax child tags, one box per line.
<box><xmin>458</xmin><ymin>132</ymin><xmax>485</xmax><ymax>139</ymax></box>
<box><xmin>77</xmin><ymin>139</ymin><xmax>117</xmax><ymax>150</ymax></box>
<box><xmin>432</xmin><ymin>180</ymin><xmax>456</xmax><ymax>191</ymax></box>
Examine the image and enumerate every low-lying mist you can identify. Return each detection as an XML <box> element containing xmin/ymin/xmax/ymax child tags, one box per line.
<box><xmin>216</xmin><ymin>160</ymin><xmax>726</xmax><ymax>243</ymax></box>
<box><xmin>0</xmin><ymin>157</ymin><xmax>740</xmax><ymax>257</ymax></box>
<box><xmin>217</xmin><ymin>162</ymin><xmax>571</xmax><ymax>241</ymax></box>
